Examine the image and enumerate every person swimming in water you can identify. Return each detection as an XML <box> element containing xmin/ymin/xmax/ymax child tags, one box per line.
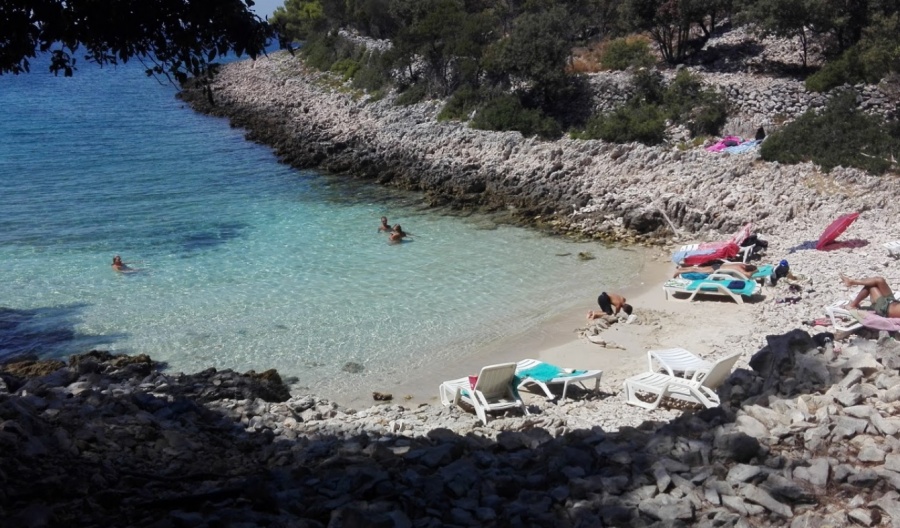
<box><xmin>113</xmin><ymin>255</ymin><xmax>131</xmax><ymax>272</ymax></box>
<box><xmin>389</xmin><ymin>224</ymin><xmax>411</xmax><ymax>243</ymax></box>
<box><xmin>112</xmin><ymin>255</ymin><xmax>138</xmax><ymax>273</ymax></box>
<box><xmin>378</xmin><ymin>216</ymin><xmax>392</xmax><ymax>232</ymax></box>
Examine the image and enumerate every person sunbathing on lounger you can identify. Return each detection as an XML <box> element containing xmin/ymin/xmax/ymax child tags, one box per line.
<box><xmin>841</xmin><ymin>274</ymin><xmax>900</xmax><ymax>318</ymax></box>
<box><xmin>673</xmin><ymin>262</ymin><xmax>758</xmax><ymax>278</ymax></box>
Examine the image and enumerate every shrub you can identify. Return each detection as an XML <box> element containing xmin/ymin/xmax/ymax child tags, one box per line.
<box><xmin>395</xmin><ymin>82</ymin><xmax>429</xmax><ymax>106</ymax></box>
<box><xmin>330</xmin><ymin>58</ymin><xmax>360</xmax><ymax>80</ymax></box>
<box><xmin>350</xmin><ymin>50</ymin><xmax>390</xmax><ymax>93</ymax></box>
<box><xmin>301</xmin><ymin>34</ymin><xmax>346</xmax><ymax>71</ymax></box>
<box><xmin>664</xmin><ymin>70</ymin><xmax>728</xmax><ymax>136</ymax></box>
<box><xmin>576</xmin><ymin>102</ymin><xmax>666</xmax><ymax>145</ymax></box>
<box><xmin>760</xmin><ymin>90</ymin><xmax>900</xmax><ymax>174</ymax></box>
<box><xmin>687</xmin><ymin>97</ymin><xmax>729</xmax><ymax>137</ymax></box>
<box><xmin>806</xmin><ymin>15</ymin><xmax>900</xmax><ymax>92</ymax></box>
<box><xmin>600</xmin><ymin>37</ymin><xmax>656</xmax><ymax>71</ymax></box>
<box><xmin>470</xmin><ymin>94</ymin><xmax>562</xmax><ymax>139</ymax></box>
<box><xmin>805</xmin><ymin>47</ymin><xmax>862</xmax><ymax>92</ymax></box>
<box><xmin>437</xmin><ymin>85</ymin><xmax>484</xmax><ymax>121</ymax></box>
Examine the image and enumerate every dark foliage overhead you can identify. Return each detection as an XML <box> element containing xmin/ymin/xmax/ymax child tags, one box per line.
<box><xmin>0</xmin><ymin>0</ymin><xmax>283</xmax><ymax>83</ymax></box>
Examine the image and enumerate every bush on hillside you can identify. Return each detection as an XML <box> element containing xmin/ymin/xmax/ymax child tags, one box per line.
<box><xmin>575</xmin><ymin>101</ymin><xmax>666</xmax><ymax>145</ymax></box>
<box><xmin>470</xmin><ymin>94</ymin><xmax>562</xmax><ymax>139</ymax></box>
<box><xmin>301</xmin><ymin>33</ymin><xmax>351</xmax><ymax>71</ymax></box>
<box><xmin>600</xmin><ymin>37</ymin><xmax>656</xmax><ymax>71</ymax></box>
<box><xmin>760</xmin><ymin>90</ymin><xmax>900</xmax><ymax>174</ymax></box>
<box><xmin>395</xmin><ymin>82</ymin><xmax>429</xmax><ymax>106</ymax></box>
<box><xmin>805</xmin><ymin>14</ymin><xmax>900</xmax><ymax>92</ymax></box>
<box><xmin>437</xmin><ymin>85</ymin><xmax>484</xmax><ymax>121</ymax></box>
<box><xmin>330</xmin><ymin>58</ymin><xmax>360</xmax><ymax>81</ymax></box>
<box><xmin>805</xmin><ymin>47</ymin><xmax>864</xmax><ymax>93</ymax></box>
<box><xmin>350</xmin><ymin>50</ymin><xmax>391</xmax><ymax>92</ymax></box>
<box><xmin>664</xmin><ymin>70</ymin><xmax>729</xmax><ymax>136</ymax></box>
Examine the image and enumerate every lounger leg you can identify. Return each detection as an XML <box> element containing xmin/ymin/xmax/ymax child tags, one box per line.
<box><xmin>624</xmin><ymin>381</ymin><xmax>666</xmax><ymax>410</ymax></box>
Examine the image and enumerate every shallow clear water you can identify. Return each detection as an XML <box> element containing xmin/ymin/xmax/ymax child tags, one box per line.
<box><xmin>0</xmin><ymin>58</ymin><xmax>645</xmax><ymax>399</ymax></box>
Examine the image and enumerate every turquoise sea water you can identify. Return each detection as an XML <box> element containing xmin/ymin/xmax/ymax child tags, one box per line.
<box><xmin>0</xmin><ymin>58</ymin><xmax>645</xmax><ymax>400</ymax></box>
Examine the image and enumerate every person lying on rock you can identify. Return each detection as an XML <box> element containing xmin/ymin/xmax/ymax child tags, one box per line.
<box><xmin>841</xmin><ymin>274</ymin><xmax>900</xmax><ymax>318</ymax></box>
<box><xmin>589</xmin><ymin>292</ymin><xmax>632</xmax><ymax>320</ymax></box>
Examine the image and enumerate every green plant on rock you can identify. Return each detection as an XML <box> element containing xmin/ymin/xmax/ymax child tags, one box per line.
<box><xmin>576</xmin><ymin>101</ymin><xmax>666</xmax><ymax>145</ymax></box>
<box><xmin>760</xmin><ymin>90</ymin><xmax>900</xmax><ymax>174</ymax></box>
<box><xmin>330</xmin><ymin>58</ymin><xmax>360</xmax><ymax>80</ymax></box>
<box><xmin>600</xmin><ymin>36</ymin><xmax>656</xmax><ymax>71</ymax></box>
<box><xmin>664</xmin><ymin>70</ymin><xmax>728</xmax><ymax>137</ymax></box>
<box><xmin>470</xmin><ymin>94</ymin><xmax>562</xmax><ymax>140</ymax></box>
<box><xmin>438</xmin><ymin>85</ymin><xmax>484</xmax><ymax>121</ymax></box>
<box><xmin>395</xmin><ymin>82</ymin><xmax>429</xmax><ymax>106</ymax></box>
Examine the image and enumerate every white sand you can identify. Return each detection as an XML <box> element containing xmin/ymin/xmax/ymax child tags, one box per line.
<box><xmin>341</xmin><ymin>248</ymin><xmax>759</xmax><ymax>409</ymax></box>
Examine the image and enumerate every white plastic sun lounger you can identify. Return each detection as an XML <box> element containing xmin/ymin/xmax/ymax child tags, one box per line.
<box><xmin>439</xmin><ymin>362</ymin><xmax>527</xmax><ymax>424</ymax></box>
<box><xmin>647</xmin><ymin>348</ymin><xmax>714</xmax><ymax>382</ymax></box>
<box><xmin>825</xmin><ymin>300</ymin><xmax>864</xmax><ymax>333</ymax></box>
<box><xmin>624</xmin><ymin>352</ymin><xmax>741</xmax><ymax>410</ymax></box>
<box><xmin>515</xmin><ymin>359</ymin><xmax>603</xmax><ymax>401</ymax></box>
<box><xmin>663</xmin><ymin>275</ymin><xmax>761</xmax><ymax>304</ymax></box>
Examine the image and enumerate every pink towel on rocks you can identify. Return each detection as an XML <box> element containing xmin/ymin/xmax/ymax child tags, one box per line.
<box><xmin>861</xmin><ymin>312</ymin><xmax>900</xmax><ymax>332</ymax></box>
<box><xmin>705</xmin><ymin>136</ymin><xmax>743</xmax><ymax>152</ymax></box>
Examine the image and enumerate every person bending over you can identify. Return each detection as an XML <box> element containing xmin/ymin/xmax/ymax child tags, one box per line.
<box><xmin>588</xmin><ymin>292</ymin><xmax>632</xmax><ymax>319</ymax></box>
<box><xmin>841</xmin><ymin>274</ymin><xmax>900</xmax><ymax>318</ymax></box>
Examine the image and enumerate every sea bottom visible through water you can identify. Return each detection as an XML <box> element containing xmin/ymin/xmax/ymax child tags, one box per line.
<box><xmin>0</xmin><ymin>59</ymin><xmax>646</xmax><ymax>403</ymax></box>
<box><xmin>0</xmin><ymin>181</ymin><xmax>646</xmax><ymax>401</ymax></box>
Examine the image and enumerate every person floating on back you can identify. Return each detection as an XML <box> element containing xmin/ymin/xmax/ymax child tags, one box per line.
<box><xmin>588</xmin><ymin>291</ymin><xmax>632</xmax><ymax>320</ymax></box>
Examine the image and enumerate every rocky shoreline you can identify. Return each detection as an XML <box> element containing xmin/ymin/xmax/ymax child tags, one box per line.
<box><xmin>178</xmin><ymin>50</ymin><xmax>899</xmax><ymax>246</ymax></box>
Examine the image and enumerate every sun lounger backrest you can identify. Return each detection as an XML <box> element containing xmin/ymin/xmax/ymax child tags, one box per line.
<box><xmin>699</xmin><ymin>352</ymin><xmax>742</xmax><ymax>390</ymax></box>
<box><xmin>474</xmin><ymin>363</ymin><xmax>517</xmax><ymax>399</ymax></box>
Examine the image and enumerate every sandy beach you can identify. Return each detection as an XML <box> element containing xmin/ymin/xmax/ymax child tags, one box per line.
<box><xmin>332</xmin><ymin>207</ymin><xmax>900</xmax><ymax>413</ymax></box>
<box><xmin>336</xmin><ymin>246</ymin><xmax>760</xmax><ymax>409</ymax></box>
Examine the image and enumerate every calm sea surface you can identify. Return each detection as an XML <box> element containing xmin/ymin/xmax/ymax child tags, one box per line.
<box><xmin>0</xmin><ymin>58</ymin><xmax>645</xmax><ymax>400</ymax></box>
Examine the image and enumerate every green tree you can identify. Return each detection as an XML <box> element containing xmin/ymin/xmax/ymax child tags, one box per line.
<box><xmin>271</xmin><ymin>0</ymin><xmax>326</xmax><ymax>42</ymax></box>
<box><xmin>389</xmin><ymin>0</ymin><xmax>494</xmax><ymax>96</ymax></box>
<box><xmin>1</xmin><ymin>0</ymin><xmax>278</xmax><ymax>83</ymax></box>
<box><xmin>484</xmin><ymin>7</ymin><xmax>572</xmax><ymax>100</ymax></box>
<box><xmin>621</xmin><ymin>0</ymin><xmax>694</xmax><ymax>64</ymax></box>
<box><xmin>761</xmin><ymin>90</ymin><xmax>900</xmax><ymax>174</ymax></box>
<box><xmin>805</xmin><ymin>12</ymin><xmax>900</xmax><ymax>91</ymax></box>
<box><xmin>738</xmin><ymin>0</ymin><xmax>817</xmax><ymax>67</ymax></box>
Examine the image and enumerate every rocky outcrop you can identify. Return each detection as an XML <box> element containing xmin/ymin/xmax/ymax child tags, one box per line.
<box><xmin>179</xmin><ymin>51</ymin><xmax>899</xmax><ymax>247</ymax></box>
<box><xmin>4</xmin><ymin>331</ymin><xmax>900</xmax><ymax>526</ymax></box>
